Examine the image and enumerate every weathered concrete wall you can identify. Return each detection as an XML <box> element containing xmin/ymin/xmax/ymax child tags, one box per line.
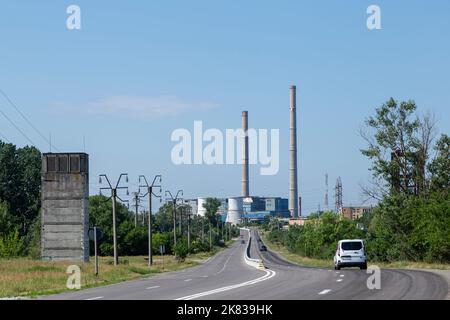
<box><xmin>41</xmin><ymin>153</ymin><xmax>89</xmax><ymax>262</ymax></box>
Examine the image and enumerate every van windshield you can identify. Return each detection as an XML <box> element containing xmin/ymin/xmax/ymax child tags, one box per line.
<box><xmin>341</xmin><ymin>241</ymin><xmax>362</xmax><ymax>250</ymax></box>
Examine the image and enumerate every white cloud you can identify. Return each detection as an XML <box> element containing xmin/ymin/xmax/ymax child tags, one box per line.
<box><xmin>56</xmin><ymin>95</ymin><xmax>219</xmax><ymax>120</ymax></box>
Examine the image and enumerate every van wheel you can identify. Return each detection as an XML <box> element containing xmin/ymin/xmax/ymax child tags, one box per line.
<box><xmin>336</xmin><ymin>265</ymin><xmax>340</xmax><ymax>270</ymax></box>
<box><xmin>360</xmin><ymin>263</ymin><xmax>367</xmax><ymax>270</ymax></box>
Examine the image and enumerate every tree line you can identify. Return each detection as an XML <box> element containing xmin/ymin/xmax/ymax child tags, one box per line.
<box><xmin>0</xmin><ymin>140</ymin><xmax>239</xmax><ymax>258</ymax></box>
<box><xmin>266</xmin><ymin>98</ymin><xmax>449</xmax><ymax>263</ymax></box>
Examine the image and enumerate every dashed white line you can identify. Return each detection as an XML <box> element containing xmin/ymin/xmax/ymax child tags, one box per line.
<box><xmin>340</xmin><ymin>274</ymin><xmax>344</xmax><ymax>277</ymax></box>
<box><xmin>85</xmin><ymin>296</ymin><xmax>104</xmax><ymax>300</ymax></box>
<box><xmin>184</xmin><ymin>279</ymin><xmax>192</xmax><ymax>282</ymax></box>
<box><xmin>318</xmin><ymin>289</ymin><xmax>331</xmax><ymax>295</ymax></box>
<box><xmin>337</xmin><ymin>279</ymin><xmax>343</xmax><ymax>282</ymax></box>
<box><xmin>146</xmin><ymin>286</ymin><xmax>160</xmax><ymax>290</ymax></box>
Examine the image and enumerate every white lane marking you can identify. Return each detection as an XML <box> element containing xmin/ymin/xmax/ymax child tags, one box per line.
<box><xmin>318</xmin><ymin>289</ymin><xmax>331</xmax><ymax>295</ymax></box>
<box><xmin>146</xmin><ymin>286</ymin><xmax>160</xmax><ymax>290</ymax></box>
<box><xmin>85</xmin><ymin>296</ymin><xmax>104</xmax><ymax>300</ymax></box>
<box><xmin>340</xmin><ymin>274</ymin><xmax>344</xmax><ymax>277</ymax></box>
<box><xmin>202</xmin><ymin>275</ymin><xmax>208</xmax><ymax>278</ymax></box>
<box><xmin>176</xmin><ymin>269</ymin><xmax>277</xmax><ymax>300</ymax></box>
<box><xmin>337</xmin><ymin>279</ymin><xmax>343</xmax><ymax>282</ymax></box>
<box><xmin>184</xmin><ymin>279</ymin><xmax>192</xmax><ymax>282</ymax></box>
<box><xmin>216</xmin><ymin>245</ymin><xmax>239</xmax><ymax>275</ymax></box>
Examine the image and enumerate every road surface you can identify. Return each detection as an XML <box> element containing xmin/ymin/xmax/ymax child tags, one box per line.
<box><xmin>41</xmin><ymin>229</ymin><xmax>448</xmax><ymax>300</ymax></box>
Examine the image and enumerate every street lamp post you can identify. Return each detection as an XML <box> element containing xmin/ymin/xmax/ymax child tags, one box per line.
<box><xmin>139</xmin><ymin>174</ymin><xmax>162</xmax><ymax>266</ymax></box>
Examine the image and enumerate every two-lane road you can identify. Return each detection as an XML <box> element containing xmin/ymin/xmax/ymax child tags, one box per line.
<box><xmin>41</xmin><ymin>229</ymin><xmax>448</xmax><ymax>300</ymax></box>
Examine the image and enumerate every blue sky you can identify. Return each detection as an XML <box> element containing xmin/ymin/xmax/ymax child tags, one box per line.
<box><xmin>0</xmin><ymin>1</ymin><xmax>449</xmax><ymax>214</ymax></box>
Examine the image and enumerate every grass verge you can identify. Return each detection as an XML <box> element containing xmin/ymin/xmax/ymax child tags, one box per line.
<box><xmin>259</xmin><ymin>231</ymin><xmax>450</xmax><ymax>271</ymax></box>
<box><xmin>0</xmin><ymin>249</ymin><xmax>221</xmax><ymax>298</ymax></box>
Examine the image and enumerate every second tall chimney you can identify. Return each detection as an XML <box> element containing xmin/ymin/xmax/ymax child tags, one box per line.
<box><xmin>241</xmin><ymin>111</ymin><xmax>249</xmax><ymax>198</ymax></box>
<box><xmin>289</xmin><ymin>86</ymin><xmax>299</xmax><ymax>218</ymax></box>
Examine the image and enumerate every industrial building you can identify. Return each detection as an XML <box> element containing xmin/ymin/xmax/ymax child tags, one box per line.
<box><xmin>183</xmin><ymin>85</ymin><xmax>300</xmax><ymax>225</ymax></box>
<box><xmin>339</xmin><ymin>206</ymin><xmax>373</xmax><ymax>220</ymax></box>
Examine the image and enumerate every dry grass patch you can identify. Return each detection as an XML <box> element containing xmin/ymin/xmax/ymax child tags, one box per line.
<box><xmin>0</xmin><ymin>250</ymin><xmax>217</xmax><ymax>298</ymax></box>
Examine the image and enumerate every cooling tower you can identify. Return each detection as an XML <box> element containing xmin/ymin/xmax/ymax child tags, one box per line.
<box><xmin>226</xmin><ymin>197</ymin><xmax>243</xmax><ymax>225</ymax></box>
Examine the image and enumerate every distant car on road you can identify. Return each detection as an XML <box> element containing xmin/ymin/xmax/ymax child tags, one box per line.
<box><xmin>334</xmin><ymin>239</ymin><xmax>367</xmax><ymax>270</ymax></box>
<box><xmin>259</xmin><ymin>245</ymin><xmax>267</xmax><ymax>252</ymax></box>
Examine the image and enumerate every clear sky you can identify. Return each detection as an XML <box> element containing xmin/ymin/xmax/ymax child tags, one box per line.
<box><xmin>0</xmin><ymin>1</ymin><xmax>449</xmax><ymax>215</ymax></box>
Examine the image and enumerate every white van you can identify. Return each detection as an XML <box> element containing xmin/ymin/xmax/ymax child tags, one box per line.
<box><xmin>334</xmin><ymin>239</ymin><xmax>367</xmax><ymax>270</ymax></box>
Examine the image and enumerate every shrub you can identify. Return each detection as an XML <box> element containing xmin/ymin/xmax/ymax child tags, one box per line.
<box><xmin>173</xmin><ymin>239</ymin><xmax>189</xmax><ymax>262</ymax></box>
<box><xmin>0</xmin><ymin>229</ymin><xmax>24</xmax><ymax>258</ymax></box>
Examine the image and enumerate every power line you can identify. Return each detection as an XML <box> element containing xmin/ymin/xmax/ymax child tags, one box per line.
<box><xmin>0</xmin><ymin>89</ymin><xmax>60</xmax><ymax>152</ymax></box>
<box><xmin>0</xmin><ymin>107</ymin><xmax>36</xmax><ymax>146</ymax></box>
<box><xmin>0</xmin><ymin>130</ymin><xmax>10</xmax><ymax>143</ymax></box>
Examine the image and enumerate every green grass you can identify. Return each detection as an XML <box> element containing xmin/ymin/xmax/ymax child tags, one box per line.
<box><xmin>259</xmin><ymin>230</ymin><xmax>450</xmax><ymax>270</ymax></box>
<box><xmin>0</xmin><ymin>247</ymin><xmax>225</xmax><ymax>298</ymax></box>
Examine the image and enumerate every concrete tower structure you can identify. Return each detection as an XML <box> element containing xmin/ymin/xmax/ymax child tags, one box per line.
<box><xmin>41</xmin><ymin>153</ymin><xmax>89</xmax><ymax>261</ymax></box>
<box><xmin>289</xmin><ymin>85</ymin><xmax>299</xmax><ymax>218</ymax></box>
<box><xmin>241</xmin><ymin>111</ymin><xmax>249</xmax><ymax>198</ymax></box>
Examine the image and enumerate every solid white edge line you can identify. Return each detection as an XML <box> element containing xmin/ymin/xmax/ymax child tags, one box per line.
<box><xmin>85</xmin><ymin>296</ymin><xmax>104</xmax><ymax>300</ymax></box>
<box><xmin>175</xmin><ymin>269</ymin><xmax>276</xmax><ymax>300</ymax></box>
<box><xmin>318</xmin><ymin>289</ymin><xmax>331</xmax><ymax>295</ymax></box>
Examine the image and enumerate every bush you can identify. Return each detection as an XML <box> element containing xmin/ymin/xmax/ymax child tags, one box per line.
<box><xmin>173</xmin><ymin>239</ymin><xmax>189</xmax><ymax>262</ymax></box>
<box><xmin>0</xmin><ymin>229</ymin><xmax>24</xmax><ymax>258</ymax></box>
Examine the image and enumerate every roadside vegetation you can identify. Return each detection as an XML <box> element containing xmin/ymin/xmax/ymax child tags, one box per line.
<box><xmin>263</xmin><ymin>98</ymin><xmax>450</xmax><ymax>269</ymax></box>
<box><xmin>0</xmin><ymin>139</ymin><xmax>239</xmax><ymax>296</ymax></box>
<box><xmin>0</xmin><ymin>251</ymin><xmax>217</xmax><ymax>298</ymax></box>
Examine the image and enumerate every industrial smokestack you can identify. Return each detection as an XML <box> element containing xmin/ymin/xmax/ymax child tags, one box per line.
<box><xmin>241</xmin><ymin>111</ymin><xmax>249</xmax><ymax>198</ymax></box>
<box><xmin>289</xmin><ymin>85</ymin><xmax>299</xmax><ymax>217</ymax></box>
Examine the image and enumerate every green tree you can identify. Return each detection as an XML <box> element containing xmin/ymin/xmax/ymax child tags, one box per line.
<box><xmin>0</xmin><ymin>142</ymin><xmax>41</xmax><ymax>236</ymax></box>
<box><xmin>203</xmin><ymin>198</ymin><xmax>221</xmax><ymax>225</ymax></box>
<box><xmin>428</xmin><ymin>134</ymin><xmax>450</xmax><ymax>190</ymax></box>
<box><xmin>88</xmin><ymin>195</ymin><xmax>133</xmax><ymax>256</ymax></box>
<box><xmin>360</xmin><ymin>98</ymin><xmax>436</xmax><ymax>197</ymax></box>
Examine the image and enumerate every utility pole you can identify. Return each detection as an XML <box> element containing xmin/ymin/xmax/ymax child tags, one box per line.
<box><xmin>139</xmin><ymin>175</ymin><xmax>162</xmax><ymax>266</ymax></box>
<box><xmin>187</xmin><ymin>210</ymin><xmax>191</xmax><ymax>251</ymax></box>
<box><xmin>335</xmin><ymin>177</ymin><xmax>343</xmax><ymax>213</ymax></box>
<box><xmin>325</xmin><ymin>173</ymin><xmax>329</xmax><ymax>212</ymax></box>
<box><xmin>221</xmin><ymin>220</ymin><xmax>224</xmax><ymax>240</ymax></box>
<box><xmin>209</xmin><ymin>222</ymin><xmax>212</xmax><ymax>250</ymax></box>
<box><xmin>201</xmin><ymin>216</ymin><xmax>205</xmax><ymax>242</ymax></box>
<box><xmin>132</xmin><ymin>192</ymin><xmax>140</xmax><ymax>227</ymax></box>
<box><xmin>179</xmin><ymin>205</ymin><xmax>183</xmax><ymax>236</ymax></box>
<box><xmin>99</xmin><ymin>173</ymin><xmax>129</xmax><ymax>266</ymax></box>
<box><xmin>165</xmin><ymin>190</ymin><xmax>183</xmax><ymax>247</ymax></box>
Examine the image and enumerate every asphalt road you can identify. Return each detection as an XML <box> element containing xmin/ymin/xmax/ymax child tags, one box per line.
<box><xmin>41</xmin><ymin>229</ymin><xmax>448</xmax><ymax>300</ymax></box>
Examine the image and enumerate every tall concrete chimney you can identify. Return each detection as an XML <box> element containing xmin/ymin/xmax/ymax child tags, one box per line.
<box><xmin>289</xmin><ymin>86</ymin><xmax>299</xmax><ymax>217</ymax></box>
<box><xmin>241</xmin><ymin>111</ymin><xmax>249</xmax><ymax>197</ymax></box>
